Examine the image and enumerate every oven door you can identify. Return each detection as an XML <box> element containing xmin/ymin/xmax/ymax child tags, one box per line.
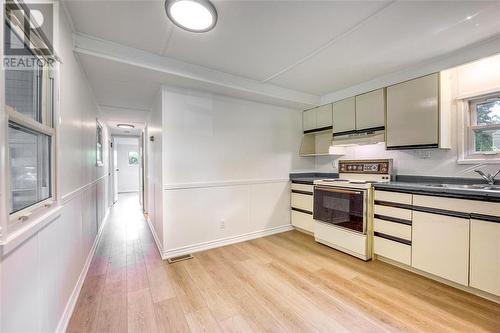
<box><xmin>313</xmin><ymin>186</ymin><xmax>367</xmax><ymax>234</ymax></box>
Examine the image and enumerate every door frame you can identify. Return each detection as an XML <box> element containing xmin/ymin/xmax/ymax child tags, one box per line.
<box><xmin>112</xmin><ymin>135</ymin><xmax>142</xmax><ymax>202</ymax></box>
<box><xmin>108</xmin><ymin>138</ymin><xmax>115</xmax><ymax>207</ymax></box>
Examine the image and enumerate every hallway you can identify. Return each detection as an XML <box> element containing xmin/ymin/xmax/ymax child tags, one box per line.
<box><xmin>68</xmin><ymin>193</ymin><xmax>160</xmax><ymax>332</ymax></box>
<box><xmin>67</xmin><ymin>194</ymin><xmax>500</xmax><ymax>333</ymax></box>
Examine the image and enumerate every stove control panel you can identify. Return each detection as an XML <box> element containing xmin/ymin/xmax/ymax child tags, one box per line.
<box><xmin>338</xmin><ymin>159</ymin><xmax>392</xmax><ymax>175</ymax></box>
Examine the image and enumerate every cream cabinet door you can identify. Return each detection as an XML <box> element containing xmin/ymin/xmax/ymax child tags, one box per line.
<box><xmin>412</xmin><ymin>211</ymin><xmax>469</xmax><ymax>285</ymax></box>
<box><xmin>303</xmin><ymin>108</ymin><xmax>317</xmax><ymax>132</ymax></box>
<box><xmin>470</xmin><ymin>219</ymin><xmax>500</xmax><ymax>296</ymax></box>
<box><xmin>386</xmin><ymin>73</ymin><xmax>439</xmax><ymax>148</ymax></box>
<box><xmin>355</xmin><ymin>89</ymin><xmax>385</xmax><ymax>130</ymax></box>
<box><xmin>333</xmin><ymin>97</ymin><xmax>355</xmax><ymax>133</ymax></box>
<box><xmin>316</xmin><ymin>104</ymin><xmax>333</xmax><ymax>129</ymax></box>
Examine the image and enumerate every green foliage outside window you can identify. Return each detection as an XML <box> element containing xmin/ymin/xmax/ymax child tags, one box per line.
<box><xmin>128</xmin><ymin>151</ymin><xmax>139</xmax><ymax>165</ymax></box>
<box><xmin>474</xmin><ymin>100</ymin><xmax>500</xmax><ymax>152</ymax></box>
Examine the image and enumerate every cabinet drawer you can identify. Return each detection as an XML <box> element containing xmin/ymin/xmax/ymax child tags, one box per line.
<box><xmin>374</xmin><ymin>236</ymin><xmax>411</xmax><ymax>265</ymax></box>
<box><xmin>375</xmin><ymin>190</ymin><xmax>412</xmax><ymax>205</ymax></box>
<box><xmin>291</xmin><ymin>210</ymin><xmax>314</xmax><ymax>233</ymax></box>
<box><xmin>291</xmin><ymin>183</ymin><xmax>314</xmax><ymax>193</ymax></box>
<box><xmin>374</xmin><ymin>205</ymin><xmax>412</xmax><ymax>221</ymax></box>
<box><xmin>374</xmin><ymin>218</ymin><xmax>411</xmax><ymax>241</ymax></box>
<box><xmin>291</xmin><ymin>192</ymin><xmax>313</xmax><ymax>212</ymax></box>
<box><xmin>413</xmin><ymin>194</ymin><xmax>500</xmax><ymax>217</ymax></box>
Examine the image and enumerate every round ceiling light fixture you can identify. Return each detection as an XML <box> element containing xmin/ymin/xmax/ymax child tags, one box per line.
<box><xmin>165</xmin><ymin>0</ymin><xmax>217</xmax><ymax>33</ymax></box>
<box><xmin>117</xmin><ymin>124</ymin><xmax>135</xmax><ymax>129</ymax></box>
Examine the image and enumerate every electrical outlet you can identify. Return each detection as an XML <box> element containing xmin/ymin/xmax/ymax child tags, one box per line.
<box><xmin>219</xmin><ymin>220</ymin><xmax>225</xmax><ymax>229</ymax></box>
<box><xmin>414</xmin><ymin>150</ymin><xmax>432</xmax><ymax>159</ymax></box>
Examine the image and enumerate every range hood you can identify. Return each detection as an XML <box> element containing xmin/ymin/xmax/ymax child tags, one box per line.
<box><xmin>299</xmin><ymin>128</ymin><xmax>333</xmax><ymax>156</ymax></box>
<box><xmin>331</xmin><ymin>127</ymin><xmax>385</xmax><ymax>146</ymax></box>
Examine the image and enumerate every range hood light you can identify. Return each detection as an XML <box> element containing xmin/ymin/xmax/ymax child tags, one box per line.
<box><xmin>117</xmin><ymin>124</ymin><xmax>135</xmax><ymax>129</ymax></box>
<box><xmin>328</xmin><ymin>146</ymin><xmax>346</xmax><ymax>155</ymax></box>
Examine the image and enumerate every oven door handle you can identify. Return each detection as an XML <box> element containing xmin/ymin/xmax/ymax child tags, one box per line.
<box><xmin>315</xmin><ymin>187</ymin><xmax>362</xmax><ymax>195</ymax></box>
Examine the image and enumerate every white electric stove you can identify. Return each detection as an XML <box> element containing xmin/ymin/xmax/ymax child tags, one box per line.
<box><xmin>313</xmin><ymin>159</ymin><xmax>393</xmax><ymax>260</ymax></box>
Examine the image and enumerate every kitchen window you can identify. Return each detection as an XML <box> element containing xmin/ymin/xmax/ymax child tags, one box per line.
<box><xmin>4</xmin><ymin>13</ymin><xmax>56</xmax><ymax>222</ymax></box>
<box><xmin>459</xmin><ymin>93</ymin><xmax>500</xmax><ymax>163</ymax></box>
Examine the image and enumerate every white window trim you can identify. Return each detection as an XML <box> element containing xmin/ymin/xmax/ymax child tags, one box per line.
<box><xmin>5</xmin><ymin>105</ymin><xmax>56</xmax><ymax>226</ymax></box>
<box><xmin>457</xmin><ymin>94</ymin><xmax>500</xmax><ymax>164</ymax></box>
<box><xmin>3</xmin><ymin>13</ymin><xmax>58</xmax><ymax>232</ymax></box>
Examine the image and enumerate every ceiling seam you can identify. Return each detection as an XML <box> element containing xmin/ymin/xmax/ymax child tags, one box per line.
<box><xmin>99</xmin><ymin>104</ymin><xmax>151</xmax><ymax>112</ymax></box>
<box><xmin>262</xmin><ymin>0</ymin><xmax>397</xmax><ymax>83</ymax></box>
<box><xmin>160</xmin><ymin>24</ymin><xmax>175</xmax><ymax>55</ymax></box>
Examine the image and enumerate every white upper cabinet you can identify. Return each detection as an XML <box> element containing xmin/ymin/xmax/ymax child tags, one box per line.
<box><xmin>316</xmin><ymin>104</ymin><xmax>333</xmax><ymax>129</ymax></box>
<box><xmin>333</xmin><ymin>97</ymin><xmax>355</xmax><ymax>133</ymax></box>
<box><xmin>386</xmin><ymin>73</ymin><xmax>439</xmax><ymax>149</ymax></box>
<box><xmin>302</xmin><ymin>104</ymin><xmax>332</xmax><ymax>132</ymax></box>
<box><xmin>302</xmin><ymin>108</ymin><xmax>317</xmax><ymax>132</ymax></box>
<box><xmin>355</xmin><ymin>89</ymin><xmax>385</xmax><ymax>130</ymax></box>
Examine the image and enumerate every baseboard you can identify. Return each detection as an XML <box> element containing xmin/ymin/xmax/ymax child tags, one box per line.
<box><xmin>163</xmin><ymin>224</ymin><xmax>294</xmax><ymax>259</ymax></box>
<box><xmin>144</xmin><ymin>214</ymin><xmax>164</xmax><ymax>258</ymax></box>
<box><xmin>55</xmin><ymin>208</ymin><xmax>110</xmax><ymax>333</ymax></box>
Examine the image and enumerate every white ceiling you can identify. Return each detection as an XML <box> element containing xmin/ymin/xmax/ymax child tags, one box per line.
<box><xmin>65</xmin><ymin>0</ymin><xmax>500</xmax><ymax>118</ymax></box>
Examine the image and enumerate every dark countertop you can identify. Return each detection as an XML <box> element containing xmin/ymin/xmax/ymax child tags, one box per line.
<box><xmin>289</xmin><ymin>172</ymin><xmax>338</xmax><ymax>185</ymax></box>
<box><xmin>374</xmin><ymin>176</ymin><xmax>500</xmax><ymax>203</ymax></box>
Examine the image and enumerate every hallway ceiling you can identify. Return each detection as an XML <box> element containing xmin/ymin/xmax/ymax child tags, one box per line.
<box><xmin>65</xmin><ymin>0</ymin><xmax>500</xmax><ymax>111</ymax></box>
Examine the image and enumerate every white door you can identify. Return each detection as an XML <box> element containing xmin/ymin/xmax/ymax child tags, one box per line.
<box><xmin>108</xmin><ymin>139</ymin><xmax>114</xmax><ymax>206</ymax></box>
<box><xmin>113</xmin><ymin>143</ymin><xmax>118</xmax><ymax>202</ymax></box>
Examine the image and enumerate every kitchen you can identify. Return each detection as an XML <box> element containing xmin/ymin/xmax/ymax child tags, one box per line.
<box><xmin>0</xmin><ymin>1</ymin><xmax>499</xmax><ymax>332</ymax></box>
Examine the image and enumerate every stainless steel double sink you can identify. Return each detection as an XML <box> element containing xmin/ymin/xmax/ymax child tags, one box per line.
<box><xmin>425</xmin><ymin>184</ymin><xmax>500</xmax><ymax>191</ymax></box>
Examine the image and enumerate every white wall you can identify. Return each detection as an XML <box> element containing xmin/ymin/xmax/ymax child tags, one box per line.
<box><xmin>117</xmin><ymin>142</ymin><xmax>140</xmax><ymax>193</ymax></box>
<box><xmin>145</xmin><ymin>91</ymin><xmax>164</xmax><ymax>252</ymax></box>
<box><xmin>0</xmin><ymin>7</ymin><xmax>110</xmax><ymax>333</ymax></box>
<box><xmin>158</xmin><ymin>86</ymin><xmax>314</xmax><ymax>257</ymax></box>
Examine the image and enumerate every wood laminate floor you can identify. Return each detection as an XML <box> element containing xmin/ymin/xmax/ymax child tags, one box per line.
<box><xmin>68</xmin><ymin>193</ymin><xmax>500</xmax><ymax>332</ymax></box>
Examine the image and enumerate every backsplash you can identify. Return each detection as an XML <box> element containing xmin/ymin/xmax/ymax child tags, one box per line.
<box><xmin>315</xmin><ymin>142</ymin><xmax>500</xmax><ymax>179</ymax></box>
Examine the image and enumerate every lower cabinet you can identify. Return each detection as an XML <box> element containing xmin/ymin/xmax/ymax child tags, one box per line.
<box><xmin>374</xmin><ymin>235</ymin><xmax>411</xmax><ymax>265</ymax></box>
<box><xmin>291</xmin><ymin>209</ymin><xmax>314</xmax><ymax>233</ymax></box>
<box><xmin>412</xmin><ymin>211</ymin><xmax>470</xmax><ymax>286</ymax></box>
<box><xmin>290</xmin><ymin>182</ymin><xmax>314</xmax><ymax>233</ymax></box>
<box><xmin>470</xmin><ymin>219</ymin><xmax>500</xmax><ymax>296</ymax></box>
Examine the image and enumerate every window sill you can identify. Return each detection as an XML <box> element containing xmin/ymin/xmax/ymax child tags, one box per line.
<box><xmin>0</xmin><ymin>205</ymin><xmax>63</xmax><ymax>257</ymax></box>
<box><xmin>457</xmin><ymin>157</ymin><xmax>500</xmax><ymax>165</ymax></box>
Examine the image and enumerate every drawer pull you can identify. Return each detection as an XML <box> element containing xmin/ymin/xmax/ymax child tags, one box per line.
<box><xmin>374</xmin><ymin>200</ymin><xmax>412</xmax><ymax>210</ymax></box>
<box><xmin>291</xmin><ymin>207</ymin><xmax>312</xmax><ymax>215</ymax></box>
<box><xmin>291</xmin><ymin>190</ymin><xmax>313</xmax><ymax>196</ymax></box>
<box><xmin>374</xmin><ymin>214</ymin><xmax>412</xmax><ymax>226</ymax></box>
<box><xmin>374</xmin><ymin>232</ymin><xmax>411</xmax><ymax>246</ymax></box>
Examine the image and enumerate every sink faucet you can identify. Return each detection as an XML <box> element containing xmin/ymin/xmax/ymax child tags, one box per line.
<box><xmin>474</xmin><ymin>169</ymin><xmax>500</xmax><ymax>185</ymax></box>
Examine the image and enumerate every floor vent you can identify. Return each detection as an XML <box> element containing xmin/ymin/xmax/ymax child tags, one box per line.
<box><xmin>167</xmin><ymin>254</ymin><xmax>193</xmax><ymax>264</ymax></box>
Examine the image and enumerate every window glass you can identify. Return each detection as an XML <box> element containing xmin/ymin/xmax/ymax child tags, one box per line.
<box><xmin>476</xmin><ymin>99</ymin><xmax>500</xmax><ymax>126</ymax></box>
<box><xmin>4</xmin><ymin>22</ymin><xmax>43</xmax><ymax>122</ymax></box>
<box><xmin>8</xmin><ymin>122</ymin><xmax>51</xmax><ymax>213</ymax></box>
<box><xmin>96</xmin><ymin>121</ymin><xmax>103</xmax><ymax>166</ymax></box>
<box><xmin>128</xmin><ymin>151</ymin><xmax>139</xmax><ymax>166</ymax></box>
<box><xmin>475</xmin><ymin>129</ymin><xmax>500</xmax><ymax>152</ymax></box>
